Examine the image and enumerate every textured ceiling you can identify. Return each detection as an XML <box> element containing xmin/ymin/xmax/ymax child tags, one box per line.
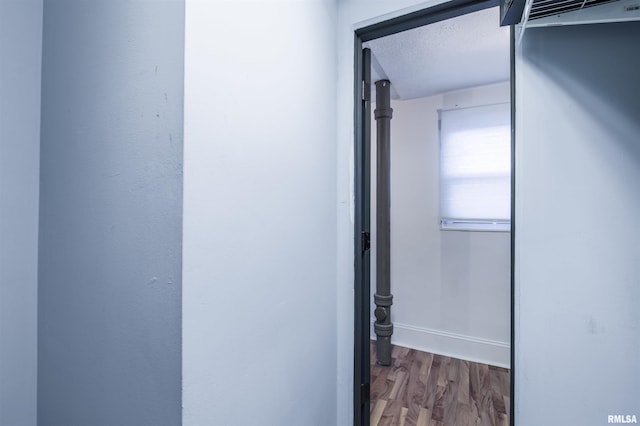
<box><xmin>365</xmin><ymin>6</ymin><xmax>510</xmax><ymax>100</ymax></box>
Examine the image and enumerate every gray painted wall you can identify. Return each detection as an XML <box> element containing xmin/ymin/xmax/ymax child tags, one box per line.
<box><xmin>515</xmin><ymin>22</ymin><xmax>640</xmax><ymax>425</ymax></box>
<box><xmin>38</xmin><ymin>1</ymin><xmax>184</xmax><ymax>425</ymax></box>
<box><xmin>0</xmin><ymin>1</ymin><xmax>42</xmax><ymax>425</ymax></box>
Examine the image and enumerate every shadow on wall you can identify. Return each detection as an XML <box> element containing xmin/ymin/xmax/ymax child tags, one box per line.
<box><xmin>523</xmin><ymin>23</ymin><xmax>640</xmax><ymax>158</ymax></box>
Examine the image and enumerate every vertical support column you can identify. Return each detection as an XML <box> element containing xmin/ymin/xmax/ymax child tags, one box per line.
<box><xmin>374</xmin><ymin>80</ymin><xmax>393</xmax><ymax>366</ymax></box>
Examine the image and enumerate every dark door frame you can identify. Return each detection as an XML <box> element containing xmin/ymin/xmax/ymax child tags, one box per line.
<box><xmin>352</xmin><ymin>1</ymin><xmax>516</xmax><ymax>425</ymax></box>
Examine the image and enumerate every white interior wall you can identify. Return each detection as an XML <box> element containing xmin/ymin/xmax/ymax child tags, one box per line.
<box><xmin>0</xmin><ymin>1</ymin><xmax>42</xmax><ymax>425</ymax></box>
<box><xmin>183</xmin><ymin>1</ymin><xmax>338</xmax><ymax>425</ymax></box>
<box><xmin>515</xmin><ymin>22</ymin><xmax>640</xmax><ymax>425</ymax></box>
<box><xmin>369</xmin><ymin>83</ymin><xmax>511</xmax><ymax>367</ymax></box>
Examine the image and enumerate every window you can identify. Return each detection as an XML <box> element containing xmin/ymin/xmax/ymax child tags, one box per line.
<box><xmin>439</xmin><ymin>102</ymin><xmax>511</xmax><ymax>231</ymax></box>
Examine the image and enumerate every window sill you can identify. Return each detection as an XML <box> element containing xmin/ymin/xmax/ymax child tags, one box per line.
<box><xmin>440</xmin><ymin>219</ymin><xmax>510</xmax><ymax>232</ymax></box>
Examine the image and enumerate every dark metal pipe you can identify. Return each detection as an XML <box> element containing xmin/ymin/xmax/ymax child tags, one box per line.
<box><xmin>374</xmin><ymin>80</ymin><xmax>393</xmax><ymax>366</ymax></box>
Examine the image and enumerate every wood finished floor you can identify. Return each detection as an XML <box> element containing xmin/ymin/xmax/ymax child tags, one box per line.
<box><xmin>370</xmin><ymin>342</ymin><xmax>510</xmax><ymax>426</ymax></box>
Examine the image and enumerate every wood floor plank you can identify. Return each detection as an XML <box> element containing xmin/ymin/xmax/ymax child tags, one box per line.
<box><xmin>371</xmin><ymin>399</ymin><xmax>387</xmax><ymax>426</ymax></box>
<box><xmin>399</xmin><ymin>407</ymin><xmax>409</xmax><ymax>426</ymax></box>
<box><xmin>436</xmin><ymin>356</ymin><xmax>451</xmax><ymax>387</ymax></box>
<box><xmin>431</xmin><ymin>385</ymin><xmax>447</xmax><ymax>422</ymax></box>
<box><xmin>404</xmin><ymin>351</ymin><xmax>428</xmax><ymax>424</ymax></box>
<box><xmin>416</xmin><ymin>407</ymin><xmax>431</xmax><ymax>426</ymax></box>
<box><xmin>420</xmin><ymin>352</ymin><xmax>434</xmax><ymax>379</ymax></box>
<box><xmin>456</xmin><ymin>361</ymin><xmax>470</xmax><ymax>404</ymax></box>
<box><xmin>422</xmin><ymin>355</ymin><xmax>441</xmax><ymax>410</ymax></box>
<box><xmin>503</xmin><ymin>396</ymin><xmax>510</xmax><ymax>420</ymax></box>
<box><xmin>442</xmin><ymin>358</ymin><xmax>460</xmax><ymax>425</ymax></box>
<box><xmin>379</xmin><ymin>400</ymin><xmax>406</xmax><ymax>426</ymax></box>
<box><xmin>389</xmin><ymin>370</ymin><xmax>408</xmax><ymax>400</ymax></box>
<box><xmin>371</xmin><ymin>374</ymin><xmax>389</xmax><ymax>401</ymax></box>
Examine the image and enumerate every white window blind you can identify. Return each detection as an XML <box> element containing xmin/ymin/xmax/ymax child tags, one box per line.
<box><xmin>439</xmin><ymin>102</ymin><xmax>511</xmax><ymax>231</ymax></box>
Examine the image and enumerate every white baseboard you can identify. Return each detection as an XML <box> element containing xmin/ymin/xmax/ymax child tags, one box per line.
<box><xmin>370</xmin><ymin>320</ymin><xmax>510</xmax><ymax>369</ymax></box>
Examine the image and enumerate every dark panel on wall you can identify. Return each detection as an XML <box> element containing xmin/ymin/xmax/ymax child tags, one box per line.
<box><xmin>500</xmin><ymin>0</ymin><xmax>526</xmax><ymax>25</ymax></box>
<box><xmin>38</xmin><ymin>1</ymin><xmax>184</xmax><ymax>425</ymax></box>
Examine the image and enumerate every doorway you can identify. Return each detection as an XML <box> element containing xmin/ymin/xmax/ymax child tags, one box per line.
<box><xmin>353</xmin><ymin>1</ymin><xmax>515</xmax><ymax>425</ymax></box>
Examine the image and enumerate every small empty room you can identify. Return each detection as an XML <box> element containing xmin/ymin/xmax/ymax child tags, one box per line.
<box><xmin>363</xmin><ymin>6</ymin><xmax>512</xmax><ymax>425</ymax></box>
